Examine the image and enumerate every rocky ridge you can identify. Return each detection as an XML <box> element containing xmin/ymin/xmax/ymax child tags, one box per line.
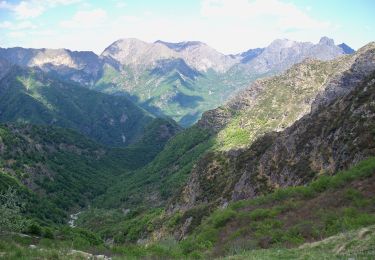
<box><xmin>1</xmin><ymin>37</ymin><xmax>353</xmax><ymax>126</ymax></box>
<box><xmin>170</xmin><ymin>42</ymin><xmax>375</xmax><ymax>220</ymax></box>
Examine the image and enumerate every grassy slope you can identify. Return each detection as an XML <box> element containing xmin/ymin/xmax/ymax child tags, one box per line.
<box><xmin>2</xmin><ymin>224</ymin><xmax>374</xmax><ymax>259</ymax></box>
<box><xmin>213</xmin><ymin>57</ymin><xmax>352</xmax><ymax>150</ymax></box>
<box><xmin>224</xmin><ymin>225</ymin><xmax>375</xmax><ymax>260</ymax></box>
<box><xmin>176</xmin><ymin>157</ymin><xmax>375</xmax><ymax>258</ymax></box>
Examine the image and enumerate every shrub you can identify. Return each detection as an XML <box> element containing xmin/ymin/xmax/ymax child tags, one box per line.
<box><xmin>27</xmin><ymin>222</ymin><xmax>42</xmax><ymax>236</ymax></box>
<box><xmin>43</xmin><ymin>227</ymin><xmax>54</xmax><ymax>239</ymax></box>
<box><xmin>210</xmin><ymin>209</ymin><xmax>236</xmax><ymax>228</ymax></box>
<box><xmin>249</xmin><ymin>208</ymin><xmax>278</xmax><ymax>221</ymax></box>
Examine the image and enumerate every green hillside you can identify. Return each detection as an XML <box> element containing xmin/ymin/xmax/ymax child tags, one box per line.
<box><xmin>95</xmin><ymin>64</ymin><xmax>258</xmax><ymax>126</ymax></box>
<box><xmin>0</xmin><ymin>121</ymin><xmax>178</xmax><ymax>224</ymax></box>
<box><xmin>0</xmin><ymin>66</ymin><xmax>179</xmax><ymax>147</ymax></box>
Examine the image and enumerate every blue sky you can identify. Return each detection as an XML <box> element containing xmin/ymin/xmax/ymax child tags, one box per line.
<box><xmin>0</xmin><ymin>0</ymin><xmax>374</xmax><ymax>54</ymax></box>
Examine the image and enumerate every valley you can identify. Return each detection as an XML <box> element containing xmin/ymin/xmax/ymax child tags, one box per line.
<box><xmin>0</xmin><ymin>34</ymin><xmax>374</xmax><ymax>259</ymax></box>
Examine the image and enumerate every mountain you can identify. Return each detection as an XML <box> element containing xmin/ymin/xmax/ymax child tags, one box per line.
<box><xmin>67</xmin><ymin>46</ymin><xmax>375</xmax><ymax>256</ymax></box>
<box><xmin>338</xmin><ymin>43</ymin><xmax>355</xmax><ymax>54</ymax></box>
<box><xmin>0</xmin><ymin>124</ymin><xmax>118</xmax><ymax>222</ymax></box>
<box><xmin>236</xmin><ymin>47</ymin><xmax>265</xmax><ymax>63</ymax></box>
<box><xmin>81</xmin><ymin>43</ymin><xmax>374</xmax><ymax>246</ymax></box>
<box><xmin>171</xmin><ymin>43</ymin><xmax>375</xmax><ymax>213</ymax></box>
<box><xmin>95</xmin><ymin>37</ymin><xmax>351</xmax><ymax>126</ymax></box>
<box><xmin>0</xmin><ymin>65</ymin><xmax>179</xmax><ymax>147</ymax></box>
<box><xmin>0</xmin><ymin>119</ymin><xmax>179</xmax><ymax>225</ymax></box>
<box><xmin>0</xmin><ymin>40</ymin><xmax>373</xmax><ymax>259</ymax></box>
<box><xmin>0</xmin><ymin>47</ymin><xmax>101</xmax><ymax>85</ymax></box>
<box><xmin>92</xmin><ymin>43</ymin><xmax>371</xmax><ymax>215</ymax></box>
<box><xmin>1</xmin><ymin>37</ymin><xmax>353</xmax><ymax>126</ymax></box>
<box><xmin>237</xmin><ymin>37</ymin><xmax>347</xmax><ymax>75</ymax></box>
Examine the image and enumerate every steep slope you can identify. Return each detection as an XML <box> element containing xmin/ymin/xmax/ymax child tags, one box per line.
<box><xmin>0</xmin><ymin>124</ymin><xmax>123</xmax><ymax>223</ymax></box>
<box><xmin>93</xmin><ymin>43</ymin><xmax>371</xmax><ymax>213</ymax></box>
<box><xmin>176</xmin><ymin>158</ymin><xmax>375</xmax><ymax>258</ymax></box>
<box><xmin>93</xmin><ymin>125</ymin><xmax>213</xmax><ymax>209</ymax></box>
<box><xmin>0</xmin><ymin>66</ymin><xmax>179</xmax><ymax>147</ymax></box>
<box><xmin>0</xmin><ymin>119</ymin><xmax>178</xmax><ymax>224</ymax></box>
<box><xmin>171</xmin><ymin>42</ymin><xmax>375</xmax><ymax>215</ymax></box>
<box><xmin>0</xmin><ymin>57</ymin><xmax>11</xmax><ymax>80</ymax></box>
<box><xmin>0</xmin><ymin>47</ymin><xmax>101</xmax><ymax>86</ymax></box>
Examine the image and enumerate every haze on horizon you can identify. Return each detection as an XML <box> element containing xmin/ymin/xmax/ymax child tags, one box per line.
<box><xmin>0</xmin><ymin>0</ymin><xmax>374</xmax><ymax>54</ymax></box>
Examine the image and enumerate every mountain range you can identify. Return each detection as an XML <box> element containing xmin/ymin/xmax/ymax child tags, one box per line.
<box><xmin>1</xmin><ymin>36</ymin><xmax>374</xmax><ymax>259</ymax></box>
<box><xmin>0</xmin><ymin>37</ymin><xmax>353</xmax><ymax>126</ymax></box>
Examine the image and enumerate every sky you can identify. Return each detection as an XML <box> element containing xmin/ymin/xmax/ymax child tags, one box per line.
<box><xmin>0</xmin><ymin>0</ymin><xmax>374</xmax><ymax>54</ymax></box>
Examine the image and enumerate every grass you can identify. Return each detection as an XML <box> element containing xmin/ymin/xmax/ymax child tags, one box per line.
<box><xmin>224</xmin><ymin>224</ymin><xmax>375</xmax><ymax>260</ymax></box>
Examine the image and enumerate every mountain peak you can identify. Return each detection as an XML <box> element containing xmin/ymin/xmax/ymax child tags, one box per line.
<box><xmin>268</xmin><ymin>38</ymin><xmax>296</xmax><ymax>48</ymax></box>
<box><xmin>155</xmin><ymin>40</ymin><xmax>205</xmax><ymax>51</ymax></box>
<box><xmin>319</xmin><ymin>36</ymin><xmax>335</xmax><ymax>46</ymax></box>
<box><xmin>338</xmin><ymin>43</ymin><xmax>355</xmax><ymax>54</ymax></box>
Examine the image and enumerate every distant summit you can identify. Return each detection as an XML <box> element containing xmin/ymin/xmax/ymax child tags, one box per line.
<box><xmin>319</xmin><ymin>36</ymin><xmax>335</xmax><ymax>46</ymax></box>
<box><xmin>338</xmin><ymin>43</ymin><xmax>355</xmax><ymax>54</ymax></box>
<box><xmin>155</xmin><ymin>40</ymin><xmax>204</xmax><ymax>51</ymax></box>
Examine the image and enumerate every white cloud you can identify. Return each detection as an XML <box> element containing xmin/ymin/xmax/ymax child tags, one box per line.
<box><xmin>8</xmin><ymin>31</ymin><xmax>27</xmax><ymax>38</ymax></box>
<box><xmin>2</xmin><ymin>0</ymin><xmax>355</xmax><ymax>54</ymax></box>
<box><xmin>60</xmin><ymin>8</ymin><xmax>108</xmax><ymax>28</ymax></box>
<box><xmin>116</xmin><ymin>1</ymin><xmax>127</xmax><ymax>8</ymax></box>
<box><xmin>13</xmin><ymin>1</ymin><xmax>45</xmax><ymax>19</ymax></box>
<box><xmin>0</xmin><ymin>20</ymin><xmax>37</xmax><ymax>30</ymax></box>
<box><xmin>0</xmin><ymin>21</ymin><xmax>12</xmax><ymax>29</ymax></box>
<box><xmin>0</xmin><ymin>0</ymin><xmax>81</xmax><ymax>20</ymax></box>
<box><xmin>201</xmin><ymin>0</ymin><xmax>330</xmax><ymax>30</ymax></box>
<box><xmin>13</xmin><ymin>21</ymin><xmax>38</xmax><ymax>30</ymax></box>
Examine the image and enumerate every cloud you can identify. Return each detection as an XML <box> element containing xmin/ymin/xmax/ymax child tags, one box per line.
<box><xmin>1</xmin><ymin>0</ymin><xmax>348</xmax><ymax>54</ymax></box>
<box><xmin>0</xmin><ymin>20</ymin><xmax>37</xmax><ymax>30</ymax></box>
<box><xmin>116</xmin><ymin>1</ymin><xmax>127</xmax><ymax>8</ymax></box>
<box><xmin>0</xmin><ymin>21</ymin><xmax>12</xmax><ymax>29</ymax></box>
<box><xmin>0</xmin><ymin>0</ymin><xmax>81</xmax><ymax>20</ymax></box>
<box><xmin>200</xmin><ymin>0</ymin><xmax>330</xmax><ymax>30</ymax></box>
<box><xmin>8</xmin><ymin>31</ymin><xmax>27</xmax><ymax>38</ymax></box>
<box><xmin>60</xmin><ymin>9</ymin><xmax>108</xmax><ymax>28</ymax></box>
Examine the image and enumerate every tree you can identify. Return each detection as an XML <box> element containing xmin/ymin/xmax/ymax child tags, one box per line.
<box><xmin>0</xmin><ymin>187</ymin><xmax>26</xmax><ymax>233</ymax></box>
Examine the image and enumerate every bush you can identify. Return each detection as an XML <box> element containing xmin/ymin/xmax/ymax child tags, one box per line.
<box><xmin>249</xmin><ymin>208</ymin><xmax>278</xmax><ymax>221</ymax></box>
<box><xmin>210</xmin><ymin>209</ymin><xmax>236</xmax><ymax>228</ymax></box>
<box><xmin>27</xmin><ymin>222</ymin><xmax>42</xmax><ymax>236</ymax></box>
<box><xmin>43</xmin><ymin>227</ymin><xmax>54</xmax><ymax>239</ymax></box>
<box><xmin>0</xmin><ymin>187</ymin><xmax>26</xmax><ymax>232</ymax></box>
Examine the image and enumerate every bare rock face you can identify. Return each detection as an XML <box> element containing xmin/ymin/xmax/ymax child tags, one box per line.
<box><xmin>240</xmin><ymin>37</ymin><xmax>346</xmax><ymax>74</ymax></box>
<box><xmin>312</xmin><ymin>42</ymin><xmax>375</xmax><ymax>111</ymax></box>
<box><xmin>0</xmin><ymin>47</ymin><xmax>102</xmax><ymax>85</ymax></box>
<box><xmin>232</xmin><ymin>65</ymin><xmax>375</xmax><ymax>200</ymax></box>
<box><xmin>101</xmin><ymin>38</ymin><xmax>237</xmax><ymax>73</ymax></box>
